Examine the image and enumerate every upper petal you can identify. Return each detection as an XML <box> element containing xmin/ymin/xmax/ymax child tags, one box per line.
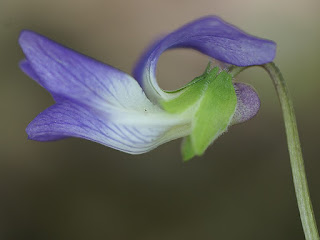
<box><xmin>133</xmin><ymin>16</ymin><xmax>276</xmax><ymax>102</ymax></box>
<box><xmin>19</xmin><ymin>30</ymin><xmax>149</xmax><ymax>110</ymax></box>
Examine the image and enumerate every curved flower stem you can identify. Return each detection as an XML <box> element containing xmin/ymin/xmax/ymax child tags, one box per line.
<box><xmin>262</xmin><ymin>62</ymin><xmax>319</xmax><ymax>240</ymax></box>
<box><xmin>230</xmin><ymin>62</ymin><xmax>319</xmax><ymax>240</ymax></box>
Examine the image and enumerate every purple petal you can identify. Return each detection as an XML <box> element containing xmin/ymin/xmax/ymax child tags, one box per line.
<box><xmin>19</xmin><ymin>59</ymin><xmax>42</xmax><ymax>85</ymax></box>
<box><xmin>20</xmin><ymin>59</ymin><xmax>66</xmax><ymax>101</ymax></box>
<box><xmin>232</xmin><ymin>83</ymin><xmax>260</xmax><ymax>124</ymax></box>
<box><xmin>19</xmin><ymin>30</ymin><xmax>142</xmax><ymax>109</ymax></box>
<box><xmin>26</xmin><ymin>100</ymin><xmax>189</xmax><ymax>154</ymax></box>
<box><xmin>19</xmin><ymin>30</ymin><xmax>193</xmax><ymax>153</ymax></box>
<box><xmin>133</xmin><ymin>16</ymin><xmax>276</xmax><ymax>101</ymax></box>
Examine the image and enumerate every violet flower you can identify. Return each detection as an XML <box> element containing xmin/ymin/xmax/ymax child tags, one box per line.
<box><xmin>19</xmin><ymin>16</ymin><xmax>320</xmax><ymax>240</ymax></box>
<box><xmin>19</xmin><ymin>16</ymin><xmax>276</xmax><ymax>159</ymax></box>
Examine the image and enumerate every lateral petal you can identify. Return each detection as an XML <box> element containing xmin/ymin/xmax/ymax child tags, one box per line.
<box><xmin>19</xmin><ymin>30</ymin><xmax>148</xmax><ymax>111</ymax></box>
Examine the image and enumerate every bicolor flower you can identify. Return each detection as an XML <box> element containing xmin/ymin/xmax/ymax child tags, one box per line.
<box><xmin>19</xmin><ymin>16</ymin><xmax>276</xmax><ymax>160</ymax></box>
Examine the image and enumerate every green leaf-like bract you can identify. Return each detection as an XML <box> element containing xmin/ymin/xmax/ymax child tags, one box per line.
<box><xmin>161</xmin><ymin>66</ymin><xmax>237</xmax><ymax>161</ymax></box>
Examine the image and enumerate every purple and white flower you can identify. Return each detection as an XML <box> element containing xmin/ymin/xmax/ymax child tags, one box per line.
<box><xmin>19</xmin><ymin>16</ymin><xmax>276</xmax><ymax>156</ymax></box>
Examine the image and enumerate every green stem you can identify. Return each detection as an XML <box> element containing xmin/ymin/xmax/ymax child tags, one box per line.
<box><xmin>229</xmin><ymin>62</ymin><xmax>319</xmax><ymax>239</ymax></box>
<box><xmin>262</xmin><ymin>62</ymin><xmax>319</xmax><ymax>240</ymax></box>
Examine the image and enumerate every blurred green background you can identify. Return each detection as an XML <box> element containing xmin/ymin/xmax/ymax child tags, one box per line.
<box><xmin>1</xmin><ymin>0</ymin><xmax>319</xmax><ymax>239</ymax></box>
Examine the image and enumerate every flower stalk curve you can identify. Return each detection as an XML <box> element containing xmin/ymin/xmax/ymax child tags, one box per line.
<box><xmin>264</xmin><ymin>63</ymin><xmax>319</xmax><ymax>240</ymax></box>
<box><xmin>230</xmin><ymin>63</ymin><xmax>320</xmax><ymax>240</ymax></box>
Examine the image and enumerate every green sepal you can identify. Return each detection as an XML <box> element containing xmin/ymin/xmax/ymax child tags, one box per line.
<box><xmin>181</xmin><ymin>136</ymin><xmax>196</xmax><ymax>161</ymax></box>
<box><xmin>161</xmin><ymin>65</ymin><xmax>237</xmax><ymax>161</ymax></box>
<box><xmin>164</xmin><ymin>62</ymin><xmax>214</xmax><ymax>94</ymax></box>
<box><xmin>190</xmin><ymin>71</ymin><xmax>237</xmax><ymax>156</ymax></box>
<box><xmin>161</xmin><ymin>67</ymin><xmax>219</xmax><ymax>113</ymax></box>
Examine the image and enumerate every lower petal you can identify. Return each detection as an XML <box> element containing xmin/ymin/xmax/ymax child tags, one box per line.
<box><xmin>27</xmin><ymin>101</ymin><xmax>190</xmax><ymax>154</ymax></box>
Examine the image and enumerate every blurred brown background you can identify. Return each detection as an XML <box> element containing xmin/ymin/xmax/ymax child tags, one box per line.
<box><xmin>1</xmin><ymin>0</ymin><xmax>320</xmax><ymax>239</ymax></box>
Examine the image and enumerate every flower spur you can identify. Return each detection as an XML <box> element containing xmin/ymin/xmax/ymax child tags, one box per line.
<box><xmin>19</xmin><ymin>16</ymin><xmax>276</xmax><ymax>160</ymax></box>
